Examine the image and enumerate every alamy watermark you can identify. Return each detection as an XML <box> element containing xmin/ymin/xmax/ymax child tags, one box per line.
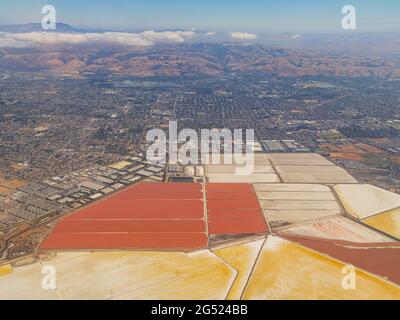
<box><xmin>341</xmin><ymin>5</ymin><xmax>356</xmax><ymax>30</ymax></box>
<box><xmin>41</xmin><ymin>5</ymin><xmax>56</xmax><ymax>30</ymax></box>
<box><xmin>41</xmin><ymin>265</ymin><xmax>57</xmax><ymax>290</ymax></box>
<box><xmin>341</xmin><ymin>264</ymin><xmax>356</xmax><ymax>290</ymax></box>
<box><xmin>146</xmin><ymin>121</ymin><xmax>255</xmax><ymax>175</ymax></box>
<box><xmin>39</xmin><ymin>4</ymin><xmax>357</xmax><ymax>33</ymax></box>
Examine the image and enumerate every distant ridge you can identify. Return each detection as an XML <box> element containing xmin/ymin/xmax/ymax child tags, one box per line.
<box><xmin>0</xmin><ymin>22</ymin><xmax>76</xmax><ymax>33</ymax></box>
<box><xmin>0</xmin><ymin>42</ymin><xmax>399</xmax><ymax>79</ymax></box>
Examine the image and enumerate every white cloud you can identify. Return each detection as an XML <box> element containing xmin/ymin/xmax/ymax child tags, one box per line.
<box><xmin>140</xmin><ymin>30</ymin><xmax>196</xmax><ymax>43</ymax></box>
<box><xmin>204</xmin><ymin>32</ymin><xmax>216</xmax><ymax>36</ymax></box>
<box><xmin>0</xmin><ymin>30</ymin><xmax>197</xmax><ymax>47</ymax></box>
<box><xmin>230</xmin><ymin>32</ymin><xmax>258</xmax><ymax>40</ymax></box>
<box><xmin>291</xmin><ymin>34</ymin><xmax>303</xmax><ymax>39</ymax></box>
<box><xmin>0</xmin><ymin>33</ymin><xmax>28</xmax><ymax>47</ymax></box>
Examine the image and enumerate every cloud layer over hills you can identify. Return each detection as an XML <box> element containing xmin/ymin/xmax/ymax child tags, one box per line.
<box><xmin>0</xmin><ymin>30</ymin><xmax>197</xmax><ymax>47</ymax></box>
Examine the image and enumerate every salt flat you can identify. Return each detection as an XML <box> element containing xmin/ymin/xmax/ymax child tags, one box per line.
<box><xmin>260</xmin><ymin>200</ymin><xmax>339</xmax><ymax>210</ymax></box>
<box><xmin>267</xmin><ymin>153</ymin><xmax>334</xmax><ymax>166</ymax></box>
<box><xmin>242</xmin><ymin>236</ymin><xmax>400</xmax><ymax>300</ymax></box>
<box><xmin>203</xmin><ymin>153</ymin><xmax>271</xmax><ymax>166</ymax></box>
<box><xmin>205</xmin><ymin>153</ymin><xmax>279</xmax><ymax>182</ymax></box>
<box><xmin>207</xmin><ymin>165</ymin><xmax>275</xmax><ymax>173</ymax></box>
<box><xmin>253</xmin><ymin>183</ymin><xmax>330</xmax><ymax>192</ymax></box>
<box><xmin>335</xmin><ymin>184</ymin><xmax>400</xmax><ymax>219</ymax></box>
<box><xmin>213</xmin><ymin>240</ymin><xmax>264</xmax><ymax>300</ymax></box>
<box><xmin>265</xmin><ymin>210</ymin><xmax>341</xmax><ymax>228</ymax></box>
<box><xmin>255</xmin><ymin>183</ymin><xmax>341</xmax><ymax>228</ymax></box>
<box><xmin>0</xmin><ymin>250</ymin><xmax>236</xmax><ymax>300</ymax></box>
<box><xmin>257</xmin><ymin>191</ymin><xmax>335</xmax><ymax>201</ymax></box>
<box><xmin>363</xmin><ymin>208</ymin><xmax>400</xmax><ymax>239</ymax></box>
<box><xmin>207</xmin><ymin>173</ymin><xmax>279</xmax><ymax>183</ymax></box>
<box><xmin>277</xmin><ymin>216</ymin><xmax>392</xmax><ymax>243</ymax></box>
<box><xmin>275</xmin><ymin>165</ymin><xmax>357</xmax><ymax>183</ymax></box>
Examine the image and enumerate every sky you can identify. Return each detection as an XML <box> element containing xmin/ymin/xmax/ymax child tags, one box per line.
<box><xmin>0</xmin><ymin>0</ymin><xmax>399</xmax><ymax>33</ymax></box>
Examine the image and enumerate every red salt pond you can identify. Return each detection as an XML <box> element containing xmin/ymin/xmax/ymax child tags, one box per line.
<box><xmin>208</xmin><ymin>219</ymin><xmax>268</xmax><ymax>235</ymax></box>
<box><xmin>52</xmin><ymin>220</ymin><xmax>206</xmax><ymax>233</ymax></box>
<box><xmin>205</xmin><ymin>183</ymin><xmax>253</xmax><ymax>192</ymax></box>
<box><xmin>41</xmin><ymin>232</ymin><xmax>208</xmax><ymax>250</ymax></box>
<box><xmin>205</xmin><ymin>184</ymin><xmax>268</xmax><ymax>236</ymax></box>
<box><xmin>284</xmin><ymin>235</ymin><xmax>400</xmax><ymax>286</ymax></box>
<box><xmin>41</xmin><ymin>182</ymin><xmax>270</xmax><ymax>251</ymax></box>
<box><xmin>206</xmin><ymin>191</ymin><xmax>257</xmax><ymax>200</ymax></box>
<box><xmin>208</xmin><ymin>209</ymin><xmax>263</xmax><ymax>221</ymax></box>
<box><xmin>206</xmin><ymin>199</ymin><xmax>260</xmax><ymax>210</ymax></box>
<box><xmin>62</xmin><ymin>199</ymin><xmax>204</xmax><ymax>220</ymax></box>
<box><xmin>41</xmin><ymin>182</ymin><xmax>207</xmax><ymax>251</ymax></box>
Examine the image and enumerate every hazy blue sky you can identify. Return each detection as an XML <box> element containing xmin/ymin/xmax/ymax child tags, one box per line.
<box><xmin>0</xmin><ymin>0</ymin><xmax>399</xmax><ymax>33</ymax></box>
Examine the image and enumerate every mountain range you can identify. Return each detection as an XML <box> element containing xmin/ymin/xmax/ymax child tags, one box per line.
<box><xmin>0</xmin><ymin>23</ymin><xmax>399</xmax><ymax>79</ymax></box>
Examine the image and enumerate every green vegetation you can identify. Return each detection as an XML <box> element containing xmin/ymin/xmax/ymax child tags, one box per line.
<box><xmin>319</xmin><ymin>132</ymin><xmax>346</xmax><ymax>140</ymax></box>
<box><xmin>361</xmin><ymin>153</ymin><xmax>390</xmax><ymax>170</ymax></box>
<box><xmin>316</xmin><ymin>147</ymin><xmax>331</xmax><ymax>153</ymax></box>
